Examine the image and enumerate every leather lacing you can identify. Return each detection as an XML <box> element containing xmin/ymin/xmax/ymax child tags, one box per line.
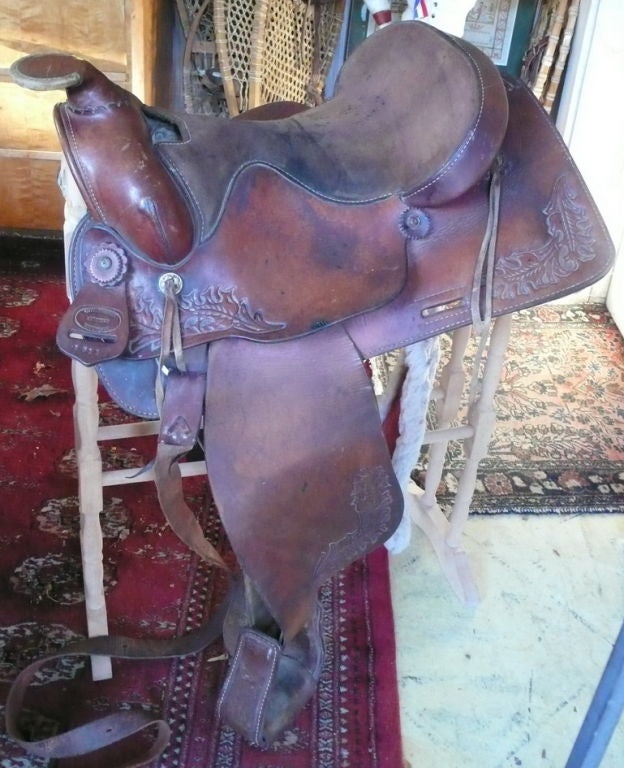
<box><xmin>156</xmin><ymin>272</ymin><xmax>187</xmax><ymax>415</ymax></box>
<box><xmin>468</xmin><ymin>155</ymin><xmax>503</xmax><ymax>405</ymax></box>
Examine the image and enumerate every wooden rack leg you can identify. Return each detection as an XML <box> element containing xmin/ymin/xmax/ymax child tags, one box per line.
<box><xmin>60</xmin><ymin>160</ymin><xmax>113</xmax><ymax>680</ymax></box>
<box><xmin>446</xmin><ymin>314</ymin><xmax>512</xmax><ymax>547</ymax></box>
<box><xmin>72</xmin><ymin>360</ymin><xmax>112</xmax><ymax>681</ymax></box>
<box><xmin>420</xmin><ymin>324</ymin><xmax>472</xmax><ymax>508</ymax></box>
<box><xmin>409</xmin><ymin>315</ymin><xmax>513</xmax><ymax>606</ymax></box>
<box><xmin>407</xmin><ymin>325</ymin><xmax>478</xmax><ymax>605</ymax></box>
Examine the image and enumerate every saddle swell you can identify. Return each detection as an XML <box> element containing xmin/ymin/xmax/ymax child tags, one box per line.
<box><xmin>11</xmin><ymin>53</ymin><xmax>194</xmax><ymax>265</ymax></box>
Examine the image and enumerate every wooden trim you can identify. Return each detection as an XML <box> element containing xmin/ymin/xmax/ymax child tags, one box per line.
<box><xmin>0</xmin><ymin>154</ymin><xmax>64</xmax><ymax>229</ymax></box>
<box><xmin>0</xmin><ymin>68</ymin><xmax>128</xmax><ymax>84</ymax></box>
<box><xmin>128</xmin><ymin>0</ymin><xmax>159</xmax><ymax>102</ymax></box>
<box><xmin>0</xmin><ymin>148</ymin><xmax>62</xmax><ymax>161</ymax></box>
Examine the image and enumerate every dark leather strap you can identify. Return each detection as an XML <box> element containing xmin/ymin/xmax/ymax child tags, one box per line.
<box><xmin>154</xmin><ymin>406</ymin><xmax>227</xmax><ymax>568</ymax></box>
<box><xmin>56</xmin><ymin>279</ymin><xmax>129</xmax><ymax>365</ymax></box>
<box><xmin>153</xmin><ymin>346</ymin><xmax>227</xmax><ymax>569</ymax></box>
<box><xmin>5</xmin><ymin>598</ymin><xmax>229</xmax><ymax>766</ymax></box>
<box><xmin>470</xmin><ymin>155</ymin><xmax>503</xmax><ymax>336</ymax></box>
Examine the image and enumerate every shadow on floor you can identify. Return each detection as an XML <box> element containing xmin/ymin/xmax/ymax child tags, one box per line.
<box><xmin>0</xmin><ymin>230</ymin><xmax>64</xmax><ymax>275</ymax></box>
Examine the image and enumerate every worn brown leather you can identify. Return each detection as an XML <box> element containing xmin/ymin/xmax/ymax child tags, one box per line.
<box><xmin>204</xmin><ymin>323</ymin><xmax>403</xmax><ymax>642</ymax></box>
<box><xmin>57</xmin><ymin>175</ymin><xmax>408</xmax><ymax>364</ymax></box>
<box><xmin>5</xmin><ymin>597</ymin><xmax>229</xmax><ymax>763</ymax></box>
<box><xmin>218</xmin><ymin>593</ymin><xmax>324</xmax><ymax>748</ymax></box>
<box><xmin>345</xmin><ymin>76</ymin><xmax>615</xmax><ymax>358</ymax></box>
<box><xmin>13</xmin><ymin>54</ymin><xmax>194</xmax><ymax>265</ymax></box>
<box><xmin>7</xmin><ymin>19</ymin><xmax>615</xmax><ymax>767</ymax></box>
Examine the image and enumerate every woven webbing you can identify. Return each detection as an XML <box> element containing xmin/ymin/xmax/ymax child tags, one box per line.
<box><xmin>253</xmin><ymin>0</ymin><xmax>343</xmax><ymax>107</ymax></box>
<box><xmin>177</xmin><ymin>0</ymin><xmax>226</xmax><ymax>114</ymax></box>
<box><xmin>178</xmin><ymin>1</ymin><xmax>344</xmax><ymax>116</ymax></box>
<box><xmin>214</xmin><ymin>0</ymin><xmax>263</xmax><ymax>115</ymax></box>
<box><xmin>214</xmin><ymin>0</ymin><xmax>343</xmax><ymax>115</ymax></box>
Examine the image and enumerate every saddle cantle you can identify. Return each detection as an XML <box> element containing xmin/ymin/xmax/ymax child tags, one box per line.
<box><xmin>7</xmin><ymin>20</ymin><xmax>614</xmax><ymax>765</ymax></box>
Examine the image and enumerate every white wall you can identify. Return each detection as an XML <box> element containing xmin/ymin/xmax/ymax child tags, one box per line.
<box><xmin>556</xmin><ymin>0</ymin><xmax>624</xmax><ymax>325</ymax></box>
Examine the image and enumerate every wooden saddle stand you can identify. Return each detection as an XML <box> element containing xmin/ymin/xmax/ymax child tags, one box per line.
<box><xmin>7</xmin><ymin>21</ymin><xmax>614</xmax><ymax>766</ymax></box>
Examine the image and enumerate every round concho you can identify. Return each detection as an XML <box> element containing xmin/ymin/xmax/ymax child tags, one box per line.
<box><xmin>399</xmin><ymin>207</ymin><xmax>431</xmax><ymax>240</ymax></box>
<box><xmin>88</xmin><ymin>242</ymin><xmax>128</xmax><ymax>286</ymax></box>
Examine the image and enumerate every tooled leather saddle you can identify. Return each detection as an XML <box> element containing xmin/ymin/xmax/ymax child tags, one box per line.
<box><xmin>7</xmin><ymin>20</ymin><xmax>614</xmax><ymax>764</ymax></box>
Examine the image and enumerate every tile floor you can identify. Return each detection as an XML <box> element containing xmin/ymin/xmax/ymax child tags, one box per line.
<box><xmin>391</xmin><ymin>512</ymin><xmax>624</xmax><ymax>767</ymax></box>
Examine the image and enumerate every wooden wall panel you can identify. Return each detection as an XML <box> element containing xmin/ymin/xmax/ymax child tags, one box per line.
<box><xmin>0</xmin><ymin>0</ymin><xmax>166</xmax><ymax>231</ymax></box>
<box><xmin>0</xmin><ymin>84</ymin><xmax>61</xmax><ymax>151</ymax></box>
<box><xmin>0</xmin><ymin>1</ymin><xmax>128</xmax><ymax>72</ymax></box>
<box><xmin>0</xmin><ymin>156</ymin><xmax>63</xmax><ymax>230</ymax></box>
<box><xmin>129</xmin><ymin>0</ymin><xmax>154</xmax><ymax>101</ymax></box>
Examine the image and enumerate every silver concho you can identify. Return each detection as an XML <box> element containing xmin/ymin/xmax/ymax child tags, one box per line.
<box><xmin>158</xmin><ymin>272</ymin><xmax>184</xmax><ymax>295</ymax></box>
<box><xmin>88</xmin><ymin>243</ymin><xmax>128</xmax><ymax>286</ymax></box>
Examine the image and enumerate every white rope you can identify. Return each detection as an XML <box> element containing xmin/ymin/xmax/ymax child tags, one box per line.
<box><xmin>385</xmin><ymin>336</ymin><xmax>440</xmax><ymax>553</ymax></box>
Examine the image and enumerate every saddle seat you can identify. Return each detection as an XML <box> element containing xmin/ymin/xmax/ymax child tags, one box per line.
<box><xmin>11</xmin><ymin>23</ymin><xmax>511</xmax><ymax>375</ymax></box>
<box><xmin>163</xmin><ymin>22</ymin><xmax>509</xmax><ymax>241</ymax></box>
<box><xmin>12</xmin><ymin>22</ymin><xmax>509</xmax><ymax>265</ymax></box>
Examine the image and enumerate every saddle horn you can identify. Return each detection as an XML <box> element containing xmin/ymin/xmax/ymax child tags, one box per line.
<box><xmin>11</xmin><ymin>53</ymin><xmax>194</xmax><ymax>265</ymax></box>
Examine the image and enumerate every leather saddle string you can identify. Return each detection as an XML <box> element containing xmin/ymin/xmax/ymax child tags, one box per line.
<box><xmin>156</xmin><ymin>274</ymin><xmax>187</xmax><ymax>415</ymax></box>
<box><xmin>153</xmin><ymin>346</ymin><xmax>228</xmax><ymax>570</ymax></box>
<box><xmin>468</xmin><ymin>155</ymin><xmax>503</xmax><ymax>404</ymax></box>
<box><xmin>5</xmin><ymin>595</ymin><xmax>230</xmax><ymax>766</ymax></box>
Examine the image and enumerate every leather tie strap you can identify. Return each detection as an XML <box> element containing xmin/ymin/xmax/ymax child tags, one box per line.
<box><xmin>156</xmin><ymin>272</ymin><xmax>187</xmax><ymax>414</ymax></box>
<box><xmin>468</xmin><ymin>155</ymin><xmax>504</xmax><ymax>404</ymax></box>
<box><xmin>5</xmin><ymin>598</ymin><xmax>229</xmax><ymax>766</ymax></box>
<box><xmin>470</xmin><ymin>154</ymin><xmax>503</xmax><ymax>337</ymax></box>
<box><xmin>154</xmin><ymin>356</ymin><xmax>227</xmax><ymax>570</ymax></box>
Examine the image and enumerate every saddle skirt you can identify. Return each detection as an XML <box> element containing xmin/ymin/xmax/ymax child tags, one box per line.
<box><xmin>7</xmin><ymin>19</ymin><xmax>614</xmax><ymax>763</ymax></box>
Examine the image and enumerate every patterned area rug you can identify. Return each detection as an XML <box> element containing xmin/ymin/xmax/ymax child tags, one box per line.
<box><xmin>0</xmin><ymin>273</ymin><xmax>402</xmax><ymax>767</ymax></box>
<box><xmin>416</xmin><ymin>304</ymin><xmax>624</xmax><ymax>514</ymax></box>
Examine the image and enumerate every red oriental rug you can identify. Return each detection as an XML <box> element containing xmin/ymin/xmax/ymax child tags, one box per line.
<box><xmin>0</xmin><ymin>269</ymin><xmax>403</xmax><ymax>767</ymax></box>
